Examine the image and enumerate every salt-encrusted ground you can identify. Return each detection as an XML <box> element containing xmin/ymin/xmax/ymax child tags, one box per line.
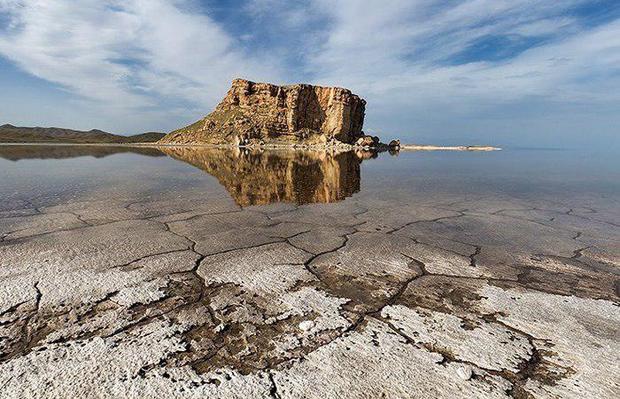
<box><xmin>0</xmin><ymin>149</ymin><xmax>618</xmax><ymax>398</ymax></box>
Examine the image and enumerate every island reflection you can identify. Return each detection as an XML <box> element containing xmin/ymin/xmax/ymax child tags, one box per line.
<box><xmin>0</xmin><ymin>144</ymin><xmax>165</xmax><ymax>160</ymax></box>
<box><xmin>0</xmin><ymin>144</ymin><xmax>366</xmax><ymax>206</ymax></box>
<box><xmin>160</xmin><ymin>147</ymin><xmax>362</xmax><ymax>206</ymax></box>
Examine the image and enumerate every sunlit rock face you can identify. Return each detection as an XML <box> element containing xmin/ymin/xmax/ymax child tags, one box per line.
<box><xmin>159</xmin><ymin>78</ymin><xmax>366</xmax><ymax>145</ymax></box>
<box><xmin>161</xmin><ymin>147</ymin><xmax>361</xmax><ymax>206</ymax></box>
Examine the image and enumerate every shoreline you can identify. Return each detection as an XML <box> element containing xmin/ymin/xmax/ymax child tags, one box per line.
<box><xmin>0</xmin><ymin>142</ymin><xmax>501</xmax><ymax>151</ymax></box>
<box><xmin>400</xmin><ymin>144</ymin><xmax>501</xmax><ymax>151</ymax></box>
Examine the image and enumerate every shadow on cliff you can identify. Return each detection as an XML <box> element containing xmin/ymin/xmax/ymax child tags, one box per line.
<box><xmin>159</xmin><ymin>147</ymin><xmax>363</xmax><ymax>206</ymax></box>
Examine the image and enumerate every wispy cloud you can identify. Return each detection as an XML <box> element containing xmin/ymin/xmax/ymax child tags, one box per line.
<box><xmin>285</xmin><ymin>0</ymin><xmax>620</xmax><ymax>143</ymax></box>
<box><xmin>0</xmin><ymin>0</ymin><xmax>281</xmax><ymax>111</ymax></box>
<box><xmin>298</xmin><ymin>0</ymin><xmax>619</xmax><ymax>97</ymax></box>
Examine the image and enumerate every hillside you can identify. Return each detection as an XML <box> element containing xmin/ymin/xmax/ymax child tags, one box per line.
<box><xmin>0</xmin><ymin>124</ymin><xmax>165</xmax><ymax>143</ymax></box>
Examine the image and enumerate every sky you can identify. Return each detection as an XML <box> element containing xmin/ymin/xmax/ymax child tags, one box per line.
<box><xmin>0</xmin><ymin>0</ymin><xmax>619</xmax><ymax>148</ymax></box>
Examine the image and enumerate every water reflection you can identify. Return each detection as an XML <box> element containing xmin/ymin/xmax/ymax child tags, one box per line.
<box><xmin>160</xmin><ymin>147</ymin><xmax>362</xmax><ymax>206</ymax></box>
<box><xmin>0</xmin><ymin>145</ymin><xmax>365</xmax><ymax>206</ymax></box>
<box><xmin>0</xmin><ymin>145</ymin><xmax>165</xmax><ymax>160</ymax></box>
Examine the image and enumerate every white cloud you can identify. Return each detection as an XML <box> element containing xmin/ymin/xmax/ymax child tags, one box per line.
<box><xmin>0</xmin><ymin>0</ymin><xmax>281</xmax><ymax>113</ymax></box>
<box><xmin>287</xmin><ymin>0</ymin><xmax>620</xmax><ymax>144</ymax></box>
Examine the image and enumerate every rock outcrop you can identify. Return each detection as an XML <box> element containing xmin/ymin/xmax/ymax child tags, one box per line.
<box><xmin>159</xmin><ymin>79</ymin><xmax>366</xmax><ymax>146</ymax></box>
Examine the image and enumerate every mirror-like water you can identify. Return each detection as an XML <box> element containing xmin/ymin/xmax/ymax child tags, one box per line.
<box><xmin>0</xmin><ymin>144</ymin><xmax>618</xmax><ymax>397</ymax></box>
<box><xmin>1</xmin><ymin>144</ymin><xmax>618</xmax><ymax>208</ymax></box>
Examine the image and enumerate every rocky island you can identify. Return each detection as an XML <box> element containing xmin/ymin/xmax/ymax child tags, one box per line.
<box><xmin>158</xmin><ymin>79</ymin><xmax>500</xmax><ymax>152</ymax></box>
<box><xmin>2</xmin><ymin>80</ymin><xmax>498</xmax><ymax>151</ymax></box>
<box><xmin>159</xmin><ymin>79</ymin><xmax>372</xmax><ymax>148</ymax></box>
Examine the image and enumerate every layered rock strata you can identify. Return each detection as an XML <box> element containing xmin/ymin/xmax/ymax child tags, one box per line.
<box><xmin>159</xmin><ymin>79</ymin><xmax>366</xmax><ymax>146</ymax></box>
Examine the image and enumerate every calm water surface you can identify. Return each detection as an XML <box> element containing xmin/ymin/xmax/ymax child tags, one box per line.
<box><xmin>0</xmin><ymin>145</ymin><xmax>618</xmax><ymax>209</ymax></box>
<box><xmin>1</xmin><ymin>144</ymin><xmax>618</xmax><ymax>398</ymax></box>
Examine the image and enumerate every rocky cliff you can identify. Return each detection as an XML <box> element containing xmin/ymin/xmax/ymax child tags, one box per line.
<box><xmin>159</xmin><ymin>79</ymin><xmax>366</xmax><ymax>146</ymax></box>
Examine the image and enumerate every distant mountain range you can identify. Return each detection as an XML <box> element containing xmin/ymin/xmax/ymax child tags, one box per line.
<box><xmin>0</xmin><ymin>124</ymin><xmax>165</xmax><ymax>144</ymax></box>
<box><xmin>0</xmin><ymin>145</ymin><xmax>166</xmax><ymax>161</ymax></box>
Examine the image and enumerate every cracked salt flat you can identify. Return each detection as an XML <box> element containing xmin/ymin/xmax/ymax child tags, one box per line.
<box><xmin>0</xmin><ymin>145</ymin><xmax>618</xmax><ymax>398</ymax></box>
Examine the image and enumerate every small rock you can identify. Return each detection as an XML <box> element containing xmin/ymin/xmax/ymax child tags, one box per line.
<box><xmin>455</xmin><ymin>365</ymin><xmax>473</xmax><ymax>380</ymax></box>
<box><xmin>299</xmin><ymin>320</ymin><xmax>315</xmax><ymax>332</ymax></box>
<box><xmin>355</xmin><ymin>135</ymin><xmax>378</xmax><ymax>147</ymax></box>
<box><xmin>214</xmin><ymin>324</ymin><xmax>227</xmax><ymax>333</ymax></box>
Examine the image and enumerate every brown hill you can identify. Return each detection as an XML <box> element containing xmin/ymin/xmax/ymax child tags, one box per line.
<box><xmin>0</xmin><ymin>124</ymin><xmax>165</xmax><ymax>144</ymax></box>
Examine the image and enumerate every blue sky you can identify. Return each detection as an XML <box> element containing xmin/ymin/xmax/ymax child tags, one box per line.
<box><xmin>0</xmin><ymin>0</ymin><xmax>619</xmax><ymax>148</ymax></box>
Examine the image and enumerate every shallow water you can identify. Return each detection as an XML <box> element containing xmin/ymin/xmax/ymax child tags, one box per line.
<box><xmin>0</xmin><ymin>144</ymin><xmax>618</xmax><ymax>398</ymax></box>
<box><xmin>1</xmin><ymin>144</ymin><xmax>618</xmax><ymax>209</ymax></box>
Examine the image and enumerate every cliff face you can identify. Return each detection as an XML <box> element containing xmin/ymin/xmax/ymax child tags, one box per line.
<box><xmin>159</xmin><ymin>79</ymin><xmax>366</xmax><ymax>145</ymax></box>
<box><xmin>160</xmin><ymin>147</ymin><xmax>361</xmax><ymax>206</ymax></box>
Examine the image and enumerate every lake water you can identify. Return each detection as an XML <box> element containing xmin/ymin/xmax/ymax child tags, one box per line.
<box><xmin>0</xmin><ymin>144</ymin><xmax>618</xmax><ymax>398</ymax></box>
<box><xmin>1</xmin><ymin>145</ymin><xmax>618</xmax><ymax>209</ymax></box>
